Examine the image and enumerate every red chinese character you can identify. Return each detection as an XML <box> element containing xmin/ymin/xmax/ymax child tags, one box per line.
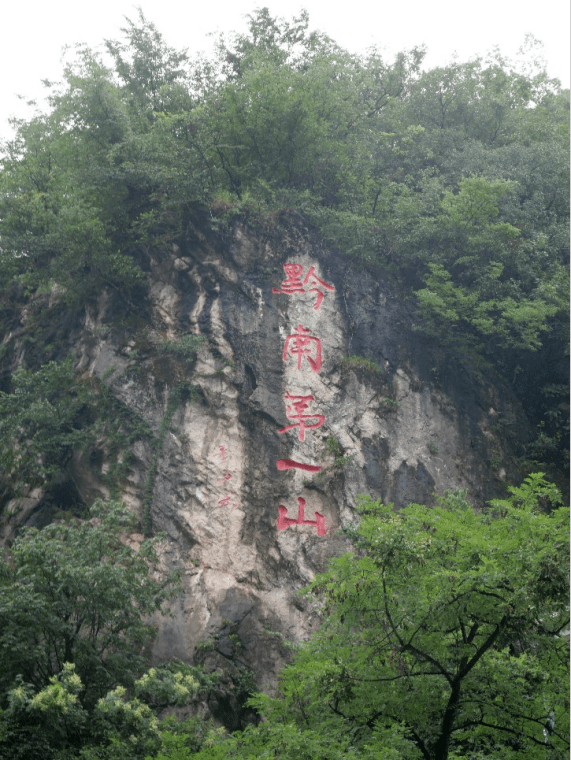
<box><xmin>277</xmin><ymin>392</ymin><xmax>325</xmax><ymax>442</ymax></box>
<box><xmin>218</xmin><ymin>495</ymin><xmax>238</xmax><ymax>508</ymax></box>
<box><xmin>272</xmin><ymin>263</ymin><xmax>305</xmax><ymax>295</ymax></box>
<box><xmin>277</xmin><ymin>497</ymin><xmax>326</xmax><ymax>536</ymax></box>
<box><xmin>218</xmin><ymin>471</ymin><xmax>233</xmax><ymax>481</ymax></box>
<box><xmin>276</xmin><ymin>459</ymin><xmax>321</xmax><ymax>473</ymax></box>
<box><xmin>219</xmin><ymin>445</ymin><xmax>227</xmax><ymax>462</ymax></box>
<box><xmin>272</xmin><ymin>264</ymin><xmax>335</xmax><ymax>310</ymax></box>
<box><xmin>283</xmin><ymin>325</ymin><xmax>322</xmax><ymax>373</ymax></box>
<box><xmin>303</xmin><ymin>266</ymin><xmax>335</xmax><ymax>310</ymax></box>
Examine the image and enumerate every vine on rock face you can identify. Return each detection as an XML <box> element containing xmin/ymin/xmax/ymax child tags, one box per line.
<box><xmin>93</xmin><ymin>376</ymin><xmax>154</xmax><ymax>499</ymax></box>
<box><xmin>142</xmin><ymin>382</ymin><xmax>199</xmax><ymax>535</ymax></box>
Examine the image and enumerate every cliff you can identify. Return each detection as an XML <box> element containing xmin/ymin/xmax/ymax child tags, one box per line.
<box><xmin>0</xmin><ymin>212</ymin><xmax>530</xmax><ymax>726</ymax></box>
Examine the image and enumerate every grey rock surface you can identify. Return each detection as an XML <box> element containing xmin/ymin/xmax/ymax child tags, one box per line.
<box><xmin>1</xmin><ymin>214</ymin><xmax>529</xmax><ymax>723</ymax></box>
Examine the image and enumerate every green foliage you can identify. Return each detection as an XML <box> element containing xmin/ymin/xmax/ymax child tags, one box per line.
<box><xmin>0</xmin><ymin>500</ymin><xmax>181</xmax><ymax>708</ymax></box>
<box><xmin>251</xmin><ymin>477</ymin><xmax>569</xmax><ymax>760</ymax></box>
<box><xmin>149</xmin><ymin>725</ymin><xmax>228</xmax><ymax>760</ymax></box>
<box><xmin>0</xmin><ymin>502</ymin><xmax>226</xmax><ymax>759</ymax></box>
<box><xmin>229</xmin><ymin>719</ymin><xmax>416</xmax><ymax>759</ymax></box>
<box><xmin>213</xmin><ymin>716</ymin><xmax>421</xmax><ymax>759</ymax></box>
<box><xmin>158</xmin><ymin>334</ymin><xmax>207</xmax><ymax>360</ymax></box>
<box><xmin>0</xmin><ymin>661</ymin><xmax>210</xmax><ymax>760</ymax></box>
<box><xmin>314</xmin><ymin>436</ymin><xmax>356</xmax><ymax>481</ymax></box>
<box><xmin>380</xmin><ymin>397</ymin><xmax>401</xmax><ymax>409</ymax></box>
<box><xmin>342</xmin><ymin>355</ymin><xmax>383</xmax><ymax>374</ymax></box>
<box><xmin>322</xmin><ymin>435</ymin><xmax>343</xmax><ymax>457</ymax></box>
<box><xmin>92</xmin><ymin>376</ymin><xmax>154</xmax><ymax>497</ymax></box>
<box><xmin>142</xmin><ymin>381</ymin><xmax>198</xmax><ymax>534</ymax></box>
<box><xmin>489</xmin><ymin>470</ymin><xmax>563</xmax><ymax>512</ymax></box>
<box><xmin>105</xmin><ymin>8</ymin><xmax>190</xmax><ymax>112</ymax></box>
<box><xmin>521</xmin><ymin>383</ymin><xmax>570</xmax><ymax>480</ymax></box>
<box><xmin>1</xmin><ymin>9</ymin><xmax>567</xmax><ymax>390</ymax></box>
<box><xmin>0</xmin><ymin>359</ymin><xmax>94</xmax><ymax>498</ymax></box>
<box><xmin>0</xmin><ymin>359</ymin><xmax>155</xmax><ymax>503</ymax></box>
<box><xmin>0</xmin><ymin>665</ymin><xmax>87</xmax><ymax>759</ymax></box>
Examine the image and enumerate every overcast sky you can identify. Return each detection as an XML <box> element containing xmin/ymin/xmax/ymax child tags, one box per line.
<box><xmin>1</xmin><ymin>0</ymin><xmax>569</xmax><ymax>140</ymax></box>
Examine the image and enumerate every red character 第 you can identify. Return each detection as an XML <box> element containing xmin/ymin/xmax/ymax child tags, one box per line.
<box><xmin>277</xmin><ymin>392</ymin><xmax>325</xmax><ymax>442</ymax></box>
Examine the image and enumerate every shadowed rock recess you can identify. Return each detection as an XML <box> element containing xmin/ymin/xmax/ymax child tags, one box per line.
<box><xmin>1</xmin><ymin>213</ymin><xmax>530</xmax><ymax>726</ymax></box>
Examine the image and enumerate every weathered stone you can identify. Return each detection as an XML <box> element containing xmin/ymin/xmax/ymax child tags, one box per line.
<box><xmin>0</xmin><ymin>214</ymin><xmax>530</xmax><ymax>727</ymax></box>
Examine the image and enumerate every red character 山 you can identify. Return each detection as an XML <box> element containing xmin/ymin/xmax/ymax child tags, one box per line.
<box><xmin>277</xmin><ymin>497</ymin><xmax>326</xmax><ymax>536</ymax></box>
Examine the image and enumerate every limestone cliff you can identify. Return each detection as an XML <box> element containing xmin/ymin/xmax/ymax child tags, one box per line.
<box><xmin>0</xmin><ymin>212</ymin><xmax>530</xmax><ymax>726</ymax></box>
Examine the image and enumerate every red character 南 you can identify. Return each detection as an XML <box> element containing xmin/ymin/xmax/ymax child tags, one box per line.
<box><xmin>277</xmin><ymin>497</ymin><xmax>326</xmax><ymax>536</ymax></box>
<box><xmin>273</xmin><ymin>264</ymin><xmax>334</xmax><ymax>310</ymax></box>
<box><xmin>277</xmin><ymin>392</ymin><xmax>325</xmax><ymax>442</ymax></box>
<box><xmin>283</xmin><ymin>325</ymin><xmax>322</xmax><ymax>373</ymax></box>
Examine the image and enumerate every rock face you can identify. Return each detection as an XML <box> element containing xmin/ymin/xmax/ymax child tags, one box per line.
<box><xmin>0</xmin><ymin>213</ymin><xmax>529</xmax><ymax>726</ymax></box>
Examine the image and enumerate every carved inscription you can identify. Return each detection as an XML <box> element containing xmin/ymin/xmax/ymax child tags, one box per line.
<box><xmin>277</xmin><ymin>497</ymin><xmax>326</xmax><ymax>536</ymax></box>
<box><xmin>283</xmin><ymin>325</ymin><xmax>322</xmax><ymax>373</ymax></box>
<box><xmin>272</xmin><ymin>264</ymin><xmax>335</xmax><ymax>310</ymax></box>
<box><xmin>273</xmin><ymin>262</ymin><xmax>335</xmax><ymax>535</ymax></box>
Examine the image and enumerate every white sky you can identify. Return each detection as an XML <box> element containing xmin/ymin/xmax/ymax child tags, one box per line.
<box><xmin>1</xmin><ymin>0</ymin><xmax>569</xmax><ymax>141</ymax></box>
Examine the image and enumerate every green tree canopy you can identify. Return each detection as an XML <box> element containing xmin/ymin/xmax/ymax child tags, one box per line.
<box><xmin>245</xmin><ymin>476</ymin><xmax>569</xmax><ymax>760</ymax></box>
<box><xmin>1</xmin><ymin>9</ymin><xmax>567</xmax><ymax>370</ymax></box>
<box><xmin>0</xmin><ymin>359</ymin><xmax>92</xmax><ymax>499</ymax></box>
<box><xmin>0</xmin><ymin>500</ymin><xmax>181</xmax><ymax>708</ymax></box>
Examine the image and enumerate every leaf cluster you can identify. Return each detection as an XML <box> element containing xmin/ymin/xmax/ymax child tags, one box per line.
<box><xmin>0</xmin><ymin>9</ymin><xmax>567</xmax><ymax>380</ymax></box>
<box><xmin>248</xmin><ymin>476</ymin><xmax>569</xmax><ymax>760</ymax></box>
<box><xmin>0</xmin><ymin>359</ymin><xmax>93</xmax><ymax>499</ymax></box>
<box><xmin>0</xmin><ymin>500</ymin><xmax>181</xmax><ymax>707</ymax></box>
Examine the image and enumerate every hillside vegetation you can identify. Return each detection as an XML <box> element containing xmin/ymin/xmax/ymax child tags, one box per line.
<box><xmin>0</xmin><ymin>9</ymin><xmax>569</xmax><ymax>760</ymax></box>
<box><xmin>1</xmin><ymin>8</ymin><xmax>568</xmax><ymax>478</ymax></box>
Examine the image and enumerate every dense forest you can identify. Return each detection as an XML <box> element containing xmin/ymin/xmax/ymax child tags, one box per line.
<box><xmin>0</xmin><ymin>8</ymin><xmax>569</xmax><ymax>760</ymax></box>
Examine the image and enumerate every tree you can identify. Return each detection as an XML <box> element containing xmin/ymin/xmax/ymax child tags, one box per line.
<box><xmin>0</xmin><ymin>359</ymin><xmax>94</xmax><ymax>500</ymax></box>
<box><xmin>0</xmin><ymin>359</ymin><xmax>155</xmax><ymax>504</ymax></box>
<box><xmin>0</xmin><ymin>500</ymin><xmax>181</xmax><ymax>709</ymax></box>
<box><xmin>2</xmin><ymin>9</ymin><xmax>566</xmax><ymax>376</ymax></box>
<box><xmin>0</xmin><ymin>661</ymin><xmax>210</xmax><ymax>760</ymax></box>
<box><xmin>250</xmin><ymin>476</ymin><xmax>569</xmax><ymax>760</ymax></box>
<box><xmin>105</xmin><ymin>7</ymin><xmax>190</xmax><ymax>112</ymax></box>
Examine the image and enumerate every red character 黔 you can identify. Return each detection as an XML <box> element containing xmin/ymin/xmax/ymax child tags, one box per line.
<box><xmin>283</xmin><ymin>325</ymin><xmax>322</xmax><ymax>373</ymax></box>
<box><xmin>272</xmin><ymin>263</ymin><xmax>305</xmax><ymax>295</ymax></box>
<box><xmin>303</xmin><ymin>266</ymin><xmax>335</xmax><ymax>310</ymax></box>
<box><xmin>277</xmin><ymin>497</ymin><xmax>326</xmax><ymax>536</ymax></box>
<box><xmin>273</xmin><ymin>263</ymin><xmax>334</xmax><ymax>310</ymax></box>
<box><xmin>277</xmin><ymin>392</ymin><xmax>325</xmax><ymax>442</ymax></box>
